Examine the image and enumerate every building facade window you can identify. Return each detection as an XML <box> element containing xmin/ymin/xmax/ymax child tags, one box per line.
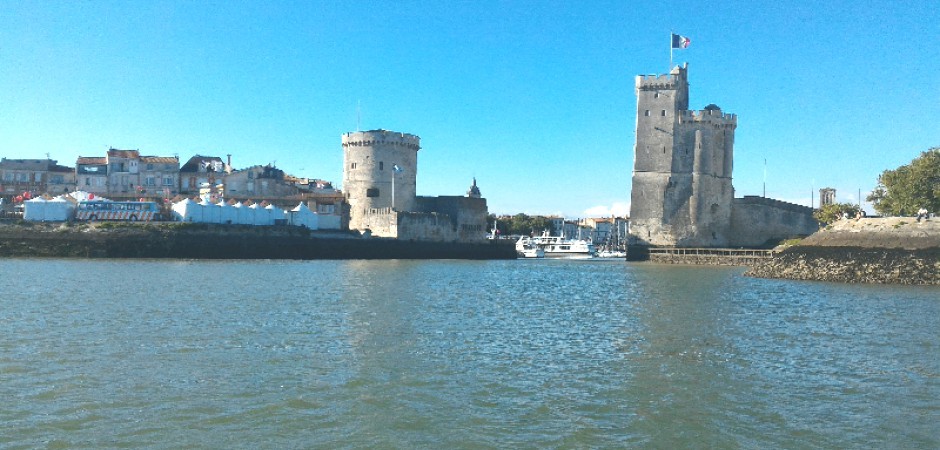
<box><xmin>163</xmin><ymin>177</ymin><xmax>173</xmax><ymax>186</ymax></box>
<box><xmin>145</xmin><ymin>177</ymin><xmax>156</xmax><ymax>186</ymax></box>
<box><xmin>366</xmin><ymin>188</ymin><xmax>379</xmax><ymax>198</ymax></box>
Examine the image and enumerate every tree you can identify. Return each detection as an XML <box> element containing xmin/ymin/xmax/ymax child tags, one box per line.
<box><xmin>488</xmin><ymin>213</ymin><xmax>557</xmax><ymax>237</ymax></box>
<box><xmin>867</xmin><ymin>148</ymin><xmax>940</xmax><ymax>216</ymax></box>
<box><xmin>814</xmin><ymin>202</ymin><xmax>860</xmax><ymax>225</ymax></box>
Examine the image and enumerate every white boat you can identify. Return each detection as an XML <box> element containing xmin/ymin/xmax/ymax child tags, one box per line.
<box><xmin>515</xmin><ymin>237</ymin><xmax>546</xmax><ymax>258</ymax></box>
<box><xmin>597</xmin><ymin>249</ymin><xmax>627</xmax><ymax>258</ymax></box>
<box><xmin>518</xmin><ymin>231</ymin><xmax>595</xmax><ymax>259</ymax></box>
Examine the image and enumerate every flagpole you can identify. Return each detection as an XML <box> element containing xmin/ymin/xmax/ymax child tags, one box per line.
<box><xmin>669</xmin><ymin>33</ymin><xmax>673</xmax><ymax>71</ymax></box>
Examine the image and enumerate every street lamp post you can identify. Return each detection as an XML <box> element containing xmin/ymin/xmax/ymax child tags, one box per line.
<box><xmin>391</xmin><ymin>164</ymin><xmax>402</xmax><ymax>210</ymax></box>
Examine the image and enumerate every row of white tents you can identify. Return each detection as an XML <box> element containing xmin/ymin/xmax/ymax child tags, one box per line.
<box><xmin>170</xmin><ymin>199</ymin><xmax>328</xmax><ymax>229</ymax></box>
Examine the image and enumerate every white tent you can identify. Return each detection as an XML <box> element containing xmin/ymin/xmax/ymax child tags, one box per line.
<box><xmin>23</xmin><ymin>197</ymin><xmax>48</xmax><ymax>221</ymax></box>
<box><xmin>266</xmin><ymin>204</ymin><xmax>286</xmax><ymax>225</ymax></box>
<box><xmin>45</xmin><ymin>196</ymin><xmax>76</xmax><ymax>221</ymax></box>
<box><xmin>172</xmin><ymin>198</ymin><xmax>203</xmax><ymax>223</ymax></box>
<box><xmin>289</xmin><ymin>202</ymin><xmax>319</xmax><ymax>229</ymax></box>
<box><xmin>233</xmin><ymin>202</ymin><xmax>251</xmax><ymax>225</ymax></box>
<box><xmin>24</xmin><ymin>196</ymin><xmax>75</xmax><ymax>222</ymax></box>
<box><xmin>199</xmin><ymin>199</ymin><xmax>221</xmax><ymax>224</ymax></box>
<box><xmin>218</xmin><ymin>201</ymin><xmax>237</xmax><ymax>225</ymax></box>
<box><xmin>248</xmin><ymin>203</ymin><xmax>268</xmax><ymax>225</ymax></box>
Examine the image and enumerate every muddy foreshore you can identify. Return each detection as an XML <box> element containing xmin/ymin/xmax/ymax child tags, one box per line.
<box><xmin>744</xmin><ymin>218</ymin><xmax>940</xmax><ymax>285</ymax></box>
<box><xmin>0</xmin><ymin>222</ymin><xmax>517</xmax><ymax>260</ymax></box>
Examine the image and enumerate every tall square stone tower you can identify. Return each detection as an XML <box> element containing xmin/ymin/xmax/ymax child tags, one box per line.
<box><xmin>630</xmin><ymin>64</ymin><xmax>737</xmax><ymax>247</ymax></box>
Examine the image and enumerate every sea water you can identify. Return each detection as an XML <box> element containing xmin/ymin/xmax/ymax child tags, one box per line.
<box><xmin>1</xmin><ymin>258</ymin><xmax>937</xmax><ymax>448</ymax></box>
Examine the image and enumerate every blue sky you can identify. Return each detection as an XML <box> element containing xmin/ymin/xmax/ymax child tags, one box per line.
<box><xmin>1</xmin><ymin>1</ymin><xmax>937</xmax><ymax>217</ymax></box>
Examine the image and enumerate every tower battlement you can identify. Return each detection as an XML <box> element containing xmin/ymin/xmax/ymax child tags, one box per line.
<box><xmin>635</xmin><ymin>64</ymin><xmax>688</xmax><ymax>91</ymax></box>
<box><xmin>635</xmin><ymin>74</ymin><xmax>680</xmax><ymax>90</ymax></box>
<box><xmin>678</xmin><ymin>110</ymin><xmax>737</xmax><ymax>127</ymax></box>
<box><xmin>342</xmin><ymin>129</ymin><xmax>421</xmax><ymax>151</ymax></box>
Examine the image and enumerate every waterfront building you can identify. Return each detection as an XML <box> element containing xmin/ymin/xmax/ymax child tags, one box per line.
<box><xmin>179</xmin><ymin>155</ymin><xmax>227</xmax><ymax>195</ymax></box>
<box><xmin>139</xmin><ymin>156</ymin><xmax>181</xmax><ymax>198</ymax></box>
<box><xmin>76</xmin><ymin>156</ymin><xmax>109</xmax><ymax>195</ymax></box>
<box><xmin>0</xmin><ymin>158</ymin><xmax>76</xmax><ymax>196</ymax></box>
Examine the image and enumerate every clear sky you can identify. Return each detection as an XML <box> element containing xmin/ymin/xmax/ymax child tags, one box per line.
<box><xmin>1</xmin><ymin>1</ymin><xmax>937</xmax><ymax>217</ymax></box>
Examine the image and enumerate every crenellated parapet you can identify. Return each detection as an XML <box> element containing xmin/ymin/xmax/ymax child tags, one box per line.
<box><xmin>678</xmin><ymin>110</ymin><xmax>737</xmax><ymax>129</ymax></box>
<box><xmin>635</xmin><ymin>63</ymin><xmax>688</xmax><ymax>92</ymax></box>
<box><xmin>342</xmin><ymin>129</ymin><xmax>421</xmax><ymax>151</ymax></box>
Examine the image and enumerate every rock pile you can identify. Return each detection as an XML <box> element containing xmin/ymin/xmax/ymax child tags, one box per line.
<box><xmin>745</xmin><ymin>218</ymin><xmax>940</xmax><ymax>285</ymax></box>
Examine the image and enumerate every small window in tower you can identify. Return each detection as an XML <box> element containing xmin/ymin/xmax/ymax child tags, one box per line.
<box><xmin>654</xmin><ymin>92</ymin><xmax>660</xmax><ymax>98</ymax></box>
<box><xmin>644</xmin><ymin>110</ymin><xmax>651</xmax><ymax>117</ymax></box>
<box><xmin>351</xmin><ymin>163</ymin><xmax>357</xmax><ymax>170</ymax></box>
<box><xmin>661</xmin><ymin>110</ymin><xmax>667</xmax><ymax>116</ymax></box>
<box><xmin>379</xmin><ymin>162</ymin><xmax>384</xmax><ymax>170</ymax></box>
<box><xmin>366</xmin><ymin>188</ymin><xmax>379</xmax><ymax>198</ymax></box>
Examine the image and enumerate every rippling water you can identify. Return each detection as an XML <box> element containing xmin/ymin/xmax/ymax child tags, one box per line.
<box><xmin>1</xmin><ymin>258</ymin><xmax>937</xmax><ymax>448</ymax></box>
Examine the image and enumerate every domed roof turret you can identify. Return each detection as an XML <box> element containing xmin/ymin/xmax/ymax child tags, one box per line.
<box><xmin>467</xmin><ymin>178</ymin><xmax>481</xmax><ymax>198</ymax></box>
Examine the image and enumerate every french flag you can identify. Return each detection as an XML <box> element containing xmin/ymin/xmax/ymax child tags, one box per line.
<box><xmin>671</xmin><ymin>34</ymin><xmax>691</xmax><ymax>49</ymax></box>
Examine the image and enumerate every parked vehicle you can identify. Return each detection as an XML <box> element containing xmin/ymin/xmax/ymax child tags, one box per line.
<box><xmin>76</xmin><ymin>201</ymin><xmax>159</xmax><ymax>222</ymax></box>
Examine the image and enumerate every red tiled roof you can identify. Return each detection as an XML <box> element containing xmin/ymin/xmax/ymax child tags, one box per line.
<box><xmin>140</xmin><ymin>156</ymin><xmax>179</xmax><ymax>164</ymax></box>
<box><xmin>107</xmin><ymin>149</ymin><xmax>140</xmax><ymax>158</ymax></box>
<box><xmin>77</xmin><ymin>157</ymin><xmax>106</xmax><ymax>165</ymax></box>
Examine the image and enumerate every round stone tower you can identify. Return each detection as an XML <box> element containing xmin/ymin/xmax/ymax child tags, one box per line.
<box><xmin>342</xmin><ymin>129</ymin><xmax>420</xmax><ymax>230</ymax></box>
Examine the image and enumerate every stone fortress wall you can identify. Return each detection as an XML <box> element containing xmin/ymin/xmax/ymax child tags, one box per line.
<box><xmin>630</xmin><ymin>64</ymin><xmax>816</xmax><ymax>248</ymax></box>
<box><xmin>729</xmin><ymin>196</ymin><xmax>818</xmax><ymax>247</ymax></box>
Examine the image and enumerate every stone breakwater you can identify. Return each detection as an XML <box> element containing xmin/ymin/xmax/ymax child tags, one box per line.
<box><xmin>745</xmin><ymin>217</ymin><xmax>940</xmax><ymax>285</ymax></box>
<box><xmin>0</xmin><ymin>222</ymin><xmax>517</xmax><ymax>260</ymax></box>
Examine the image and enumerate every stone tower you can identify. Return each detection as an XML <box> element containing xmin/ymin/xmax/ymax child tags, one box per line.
<box><xmin>819</xmin><ymin>188</ymin><xmax>836</xmax><ymax>207</ymax></box>
<box><xmin>342</xmin><ymin>129</ymin><xmax>420</xmax><ymax>231</ymax></box>
<box><xmin>630</xmin><ymin>64</ymin><xmax>737</xmax><ymax>247</ymax></box>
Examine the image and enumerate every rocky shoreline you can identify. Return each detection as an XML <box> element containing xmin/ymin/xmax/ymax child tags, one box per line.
<box><xmin>745</xmin><ymin>218</ymin><xmax>940</xmax><ymax>285</ymax></box>
<box><xmin>0</xmin><ymin>221</ymin><xmax>517</xmax><ymax>260</ymax></box>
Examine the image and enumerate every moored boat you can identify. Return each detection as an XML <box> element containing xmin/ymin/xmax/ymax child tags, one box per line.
<box><xmin>518</xmin><ymin>231</ymin><xmax>595</xmax><ymax>259</ymax></box>
<box><xmin>515</xmin><ymin>237</ymin><xmax>546</xmax><ymax>258</ymax></box>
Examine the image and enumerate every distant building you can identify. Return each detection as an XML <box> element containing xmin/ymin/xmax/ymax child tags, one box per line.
<box><xmin>342</xmin><ymin>129</ymin><xmax>488</xmax><ymax>242</ymax></box>
<box><xmin>0</xmin><ymin>158</ymin><xmax>76</xmax><ymax>195</ymax></box>
<box><xmin>819</xmin><ymin>188</ymin><xmax>836</xmax><ymax>207</ymax></box>
<box><xmin>139</xmin><ymin>156</ymin><xmax>181</xmax><ymax>198</ymax></box>
<box><xmin>224</xmin><ymin>164</ymin><xmax>299</xmax><ymax>199</ymax></box>
<box><xmin>180</xmin><ymin>155</ymin><xmax>227</xmax><ymax>195</ymax></box>
<box><xmin>76</xmin><ymin>156</ymin><xmax>108</xmax><ymax>194</ymax></box>
<box><xmin>629</xmin><ymin>64</ymin><xmax>817</xmax><ymax>247</ymax></box>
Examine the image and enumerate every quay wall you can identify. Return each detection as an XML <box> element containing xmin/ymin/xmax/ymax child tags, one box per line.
<box><xmin>649</xmin><ymin>252</ymin><xmax>772</xmax><ymax>267</ymax></box>
<box><xmin>0</xmin><ymin>223</ymin><xmax>516</xmax><ymax>260</ymax></box>
<box><xmin>631</xmin><ymin>247</ymin><xmax>773</xmax><ymax>266</ymax></box>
